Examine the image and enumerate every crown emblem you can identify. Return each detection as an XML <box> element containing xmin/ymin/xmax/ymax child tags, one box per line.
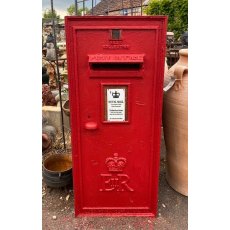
<box><xmin>105</xmin><ymin>153</ymin><xmax>126</xmax><ymax>172</ymax></box>
<box><xmin>112</xmin><ymin>91</ymin><xmax>120</xmax><ymax>98</ymax></box>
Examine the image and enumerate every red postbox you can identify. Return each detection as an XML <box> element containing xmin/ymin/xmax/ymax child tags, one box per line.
<box><xmin>65</xmin><ymin>16</ymin><xmax>167</xmax><ymax>217</ymax></box>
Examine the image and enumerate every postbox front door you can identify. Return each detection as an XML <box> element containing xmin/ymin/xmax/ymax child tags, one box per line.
<box><xmin>65</xmin><ymin>16</ymin><xmax>167</xmax><ymax>216</ymax></box>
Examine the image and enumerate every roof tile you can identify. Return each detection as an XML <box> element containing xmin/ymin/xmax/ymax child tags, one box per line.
<box><xmin>90</xmin><ymin>0</ymin><xmax>148</xmax><ymax>15</ymax></box>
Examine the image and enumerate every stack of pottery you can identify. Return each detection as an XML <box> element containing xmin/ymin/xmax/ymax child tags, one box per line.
<box><xmin>163</xmin><ymin>49</ymin><xmax>188</xmax><ymax>196</ymax></box>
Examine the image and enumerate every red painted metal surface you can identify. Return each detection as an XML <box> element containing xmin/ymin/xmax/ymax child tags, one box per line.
<box><xmin>65</xmin><ymin>16</ymin><xmax>167</xmax><ymax>217</ymax></box>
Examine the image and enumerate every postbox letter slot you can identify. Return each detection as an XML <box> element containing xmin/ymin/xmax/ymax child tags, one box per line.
<box><xmin>91</xmin><ymin>63</ymin><xmax>141</xmax><ymax>71</ymax></box>
<box><xmin>88</xmin><ymin>54</ymin><xmax>144</xmax><ymax>78</ymax></box>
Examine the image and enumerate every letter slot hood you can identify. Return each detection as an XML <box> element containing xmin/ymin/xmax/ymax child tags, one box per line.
<box><xmin>88</xmin><ymin>54</ymin><xmax>145</xmax><ymax>78</ymax></box>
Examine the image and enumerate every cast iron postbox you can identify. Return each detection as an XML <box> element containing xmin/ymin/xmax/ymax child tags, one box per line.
<box><xmin>65</xmin><ymin>16</ymin><xmax>167</xmax><ymax>217</ymax></box>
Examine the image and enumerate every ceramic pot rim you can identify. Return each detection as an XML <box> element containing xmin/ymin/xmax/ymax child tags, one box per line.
<box><xmin>179</xmin><ymin>49</ymin><xmax>188</xmax><ymax>57</ymax></box>
<box><xmin>43</xmin><ymin>153</ymin><xmax>72</xmax><ymax>173</ymax></box>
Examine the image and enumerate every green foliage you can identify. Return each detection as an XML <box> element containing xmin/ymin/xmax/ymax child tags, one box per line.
<box><xmin>43</xmin><ymin>8</ymin><xmax>60</xmax><ymax>20</ymax></box>
<box><xmin>67</xmin><ymin>4</ymin><xmax>89</xmax><ymax>16</ymax></box>
<box><xmin>67</xmin><ymin>4</ymin><xmax>75</xmax><ymax>15</ymax></box>
<box><xmin>145</xmin><ymin>0</ymin><xmax>188</xmax><ymax>39</ymax></box>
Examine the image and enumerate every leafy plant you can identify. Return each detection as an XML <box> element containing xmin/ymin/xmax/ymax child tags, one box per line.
<box><xmin>67</xmin><ymin>4</ymin><xmax>89</xmax><ymax>16</ymax></box>
<box><xmin>145</xmin><ymin>0</ymin><xmax>188</xmax><ymax>39</ymax></box>
<box><xmin>43</xmin><ymin>8</ymin><xmax>60</xmax><ymax>20</ymax></box>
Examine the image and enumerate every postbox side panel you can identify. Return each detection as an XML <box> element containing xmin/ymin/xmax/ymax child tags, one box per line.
<box><xmin>65</xmin><ymin>16</ymin><xmax>167</xmax><ymax>216</ymax></box>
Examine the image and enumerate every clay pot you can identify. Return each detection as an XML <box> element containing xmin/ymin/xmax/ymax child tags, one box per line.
<box><xmin>42</xmin><ymin>133</ymin><xmax>51</xmax><ymax>151</ymax></box>
<box><xmin>164</xmin><ymin>49</ymin><xmax>188</xmax><ymax>88</ymax></box>
<box><xmin>163</xmin><ymin>49</ymin><xmax>188</xmax><ymax>196</ymax></box>
<box><xmin>164</xmin><ymin>58</ymin><xmax>168</xmax><ymax>79</ymax></box>
<box><xmin>43</xmin><ymin>153</ymin><xmax>72</xmax><ymax>188</ymax></box>
<box><xmin>62</xmin><ymin>100</ymin><xmax>70</xmax><ymax>116</ymax></box>
<box><xmin>42</xmin><ymin>125</ymin><xmax>56</xmax><ymax>141</ymax></box>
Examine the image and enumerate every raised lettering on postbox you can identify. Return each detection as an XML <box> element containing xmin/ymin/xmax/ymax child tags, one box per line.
<box><xmin>102</xmin><ymin>40</ymin><xmax>130</xmax><ymax>50</ymax></box>
<box><xmin>88</xmin><ymin>54</ymin><xmax>144</xmax><ymax>63</ymax></box>
<box><xmin>99</xmin><ymin>153</ymin><xmax>134</xmax><ymax>192</ymax></box>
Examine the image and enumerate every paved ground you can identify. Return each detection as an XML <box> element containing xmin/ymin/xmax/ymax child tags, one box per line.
<box><xmin>42</xmin><ymin>133</ymin><xmax>188</xmax><ymax>230</ymax></box>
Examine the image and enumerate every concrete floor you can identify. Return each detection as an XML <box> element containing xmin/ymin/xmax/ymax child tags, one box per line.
<box><xmin>42</xmin><ymin>133</ymin><xmax>188</xmax><ymax>230</ymax></box>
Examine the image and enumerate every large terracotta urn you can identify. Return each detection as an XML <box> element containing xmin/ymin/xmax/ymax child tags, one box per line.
<box><xmin>164</xmin><ymin>49</ymin><xmax>188</xmax><ymax>88</ymax></box>
<box><xmin>163</xmin><ymin>49</ymin><xmax>188</xmax><ymax>196</ymax></box>
<box><xmin>164</xmin><ymin>58</ymin><xmax>168</xmax><ymax>82</ymax></box>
